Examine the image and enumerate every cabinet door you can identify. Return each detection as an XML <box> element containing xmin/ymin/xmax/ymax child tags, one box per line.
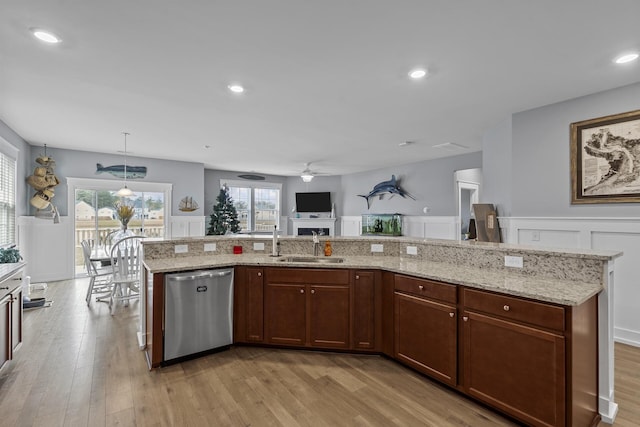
<box><xmin>0</xmin><ymin>296</ymin><xmax>9</xmax><ymax>370</ymax></box>
<box><xmin>10</xmin><ymin>288</ymin><xmax>22</xmax><ymax>354</ymax></box>
<box><xmin>352</xmin><ymin>271</ymin><xmax>375</xmax><ymax>350</ymax></box>
<box><xmin>265</xmin><ymin>283</ymin><xmax>306</xmax><ymax>346</ymax></box>
<box><xmin>246</xmin><ymin>267</ymin><xmax>264</xmax><ymax>342</ymax></box>
<box><xmin>395</xmin><ymin>292</ymin><xmax>457</xmax><ymax>386</ymax></box>
<box><xmin>309</xmin><ymin>284</ymin><xmax>350</xmax><ymax>349</ymax></box>
<box><xmin>463</xmin><ymin>311</ymin><xmax>565</xmax><ymax>427</ymax></box>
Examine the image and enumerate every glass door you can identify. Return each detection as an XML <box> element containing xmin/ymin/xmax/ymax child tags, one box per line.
<box><xmin>74</xmin><ymin>188</ymin><xmax>165</xmax><ymax>275</ymax></box>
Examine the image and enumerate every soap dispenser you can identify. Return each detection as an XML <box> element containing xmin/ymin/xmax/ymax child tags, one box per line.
<box><xmin>324</xmin><ymin>240</ymin><xmax>332</xmax><ymax>256</ymax></box>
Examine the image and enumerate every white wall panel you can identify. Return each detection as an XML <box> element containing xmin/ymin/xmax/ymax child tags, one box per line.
<box><xmin>591</xmin><ymin>231</ymin><xmax>640</xmax><ymax>347</ymax></box>
<box><xmin>503</xmin><ymin>216</ymin><xmax>640</xmax><ymax>347</ymax></box>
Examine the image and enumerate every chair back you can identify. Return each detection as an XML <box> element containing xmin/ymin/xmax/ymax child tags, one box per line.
<box><xmin>80</xmin><ymin>239</ymin><xmax>99</xmax><ymax>277</ymax></box>
<box><xmin>109</xmin><ymin>235</ymin><xmax>144</xmax><ymax>281</ymax></box>
<box><xmin>102</xmin><ymin>229</ymin><xmax>120</xmax><ymax>254</ymax></box>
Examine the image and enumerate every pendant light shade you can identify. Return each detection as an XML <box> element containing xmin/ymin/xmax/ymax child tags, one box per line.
<box><xmin>117</xmin><ymin>132</ymin><xmax>133</xmax><ymax>197</ymax></box>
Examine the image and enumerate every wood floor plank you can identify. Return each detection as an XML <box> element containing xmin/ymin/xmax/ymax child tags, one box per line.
<box><xmin>0</xmin><ymin>278</ymin><xmax>638</xmax><ymax>426</ymax></box>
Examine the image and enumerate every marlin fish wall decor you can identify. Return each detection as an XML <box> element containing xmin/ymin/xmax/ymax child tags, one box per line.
<box><xmin>358</xmin><ymin>175</ymin><xmax>415</xmax><ymax>209</ymax></box>
<box><xmin>96</xmin><ymin>163</ymin><xmax>147</xmax><ymax>179</ymax></box>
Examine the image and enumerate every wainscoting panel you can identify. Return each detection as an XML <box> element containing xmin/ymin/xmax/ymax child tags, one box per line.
<box><xmin>169</xmin><ymin>216</ymin><xmax>206</xmax><ymax>238</ymax></box>
<box><xmin>18</xmin><ymin>216</ymin><xmax>74</xmax><ymax>283</ymax></box>
<box><xmin>403</xmin><ymin>216</ymin><xmax>458</xmax><ymax>240</ymax></box>
<box><xmin>501</xmin><ymin>217</ymin><xmax>640</xmax><ymax>348</ymax></box>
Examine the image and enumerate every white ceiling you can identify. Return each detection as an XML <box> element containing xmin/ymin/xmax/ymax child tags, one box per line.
<box><xmin>1</xmin><ymin>1</ymin><xmax>639</xmax><ymax>177</ymax></box>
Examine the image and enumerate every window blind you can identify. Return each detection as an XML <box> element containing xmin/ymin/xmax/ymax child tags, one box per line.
<box><xmin>0</xmin><ymin>151</ymin><xmax>16</xmax><ymax>245</ymax></box>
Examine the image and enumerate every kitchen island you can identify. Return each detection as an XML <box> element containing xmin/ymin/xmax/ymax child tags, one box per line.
<box><xmin>141</xmin><ymin>236</ymin><xmax>620</xmax><ymax>426</ymax></box>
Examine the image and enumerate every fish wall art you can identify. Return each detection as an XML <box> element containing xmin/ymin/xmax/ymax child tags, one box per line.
<box><xmin>358</xmin><ymin>175</ymin><xmax>415</xmax><ymax>209</ymax></box>
<box><xmin>96</xmin><ymin>163</ymin><xmax>147</xmax><ymax>179</ymax></box>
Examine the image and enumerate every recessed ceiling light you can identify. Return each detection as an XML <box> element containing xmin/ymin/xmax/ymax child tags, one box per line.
<box><xmin>228</xmin><ymin>84</ymin><xmax>244</xmax><ymax>93</ymax></box>
<box><xmin>614</xmin><ymin>53</ymin><xmax>639</xmax><ymax>64</ymax></box>
<box><xmin>31</xmin><ymin>28</ymin><xmax>61</xmax><ymax>44</ymax></box>
<box><xmin>203</xmin><ymin>145</ymin><xmax>211</xmax><ymax>149</ymax></box>
<box><xmin>408</xmin><ymin>68</ymin><xmax>428</xmax><ymax>79</ymax></box>
<box><xmin>398</xmin><ymin>141</ymin><xmax>413</xmax><ymax>147</ymax></box>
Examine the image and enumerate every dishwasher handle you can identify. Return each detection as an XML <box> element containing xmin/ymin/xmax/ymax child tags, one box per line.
<box><xmin>167</xmin><ymin>269</ymin><xmax>232</xmax><ymax>282</ymax></box>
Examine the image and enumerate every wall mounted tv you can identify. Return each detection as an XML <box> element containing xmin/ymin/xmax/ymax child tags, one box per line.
<box><xmin>295</xmin><ymin>192</ymin><xmax>332</xmax><ymax>212</ymax></box>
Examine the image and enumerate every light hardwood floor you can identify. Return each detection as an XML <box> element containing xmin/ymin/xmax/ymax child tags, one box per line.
<box><xmin>0</xmin><ymin>278</ymin><xmax>637</xmax><ymax>426</ymax></box>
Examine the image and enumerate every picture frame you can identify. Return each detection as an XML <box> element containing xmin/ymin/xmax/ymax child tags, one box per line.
<box><xmin>570</xmin><ymin>109</ymin><xmax>640</xmax><ymax>204</ymax></box>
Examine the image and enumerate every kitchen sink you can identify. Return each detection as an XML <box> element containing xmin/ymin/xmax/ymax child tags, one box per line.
<box><xmin>278</xmin><ymin>256</ymin><xmax>345</xmax><ymax>264</ymax></box>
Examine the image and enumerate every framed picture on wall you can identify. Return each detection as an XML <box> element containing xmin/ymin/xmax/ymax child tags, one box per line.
<box><xmin>570</xmin><ymin>109</ymin><xmax>640</xmax><ymax>204</ymax></box>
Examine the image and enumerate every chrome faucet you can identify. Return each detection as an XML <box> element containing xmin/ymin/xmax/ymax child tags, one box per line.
<box><xmin>312</xmin><ymin>231</ymin><xmax>320</xmax><ymax>256</ymax></box>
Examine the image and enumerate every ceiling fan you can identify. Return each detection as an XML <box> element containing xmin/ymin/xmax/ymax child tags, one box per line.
<box><xmin>300</xmin><ymin>162</ymin><xmax>330</xmax><ymax>182</ymax></box>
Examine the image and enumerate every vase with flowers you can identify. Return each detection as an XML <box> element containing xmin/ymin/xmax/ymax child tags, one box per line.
<box><xmin>113</xmin><ymin>201</ymin><xmax>136</xmax><ymax>243</ymax></box>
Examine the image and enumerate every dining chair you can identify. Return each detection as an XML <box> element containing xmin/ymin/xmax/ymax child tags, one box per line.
<box><xmin>81</xmin><ymin>239</ymin><xmax>113</xmax><ymax>306</ymax></box>
<box><xmin>108</xmin><ymin>235</ymin><xmax>144</xmax><ymax>315</ymax></box>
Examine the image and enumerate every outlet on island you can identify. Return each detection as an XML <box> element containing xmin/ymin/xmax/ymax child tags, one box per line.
<box><xmin>504</xmin><ymin>255</ymin><xmax>523</xmax><ymax>268</ymax></box>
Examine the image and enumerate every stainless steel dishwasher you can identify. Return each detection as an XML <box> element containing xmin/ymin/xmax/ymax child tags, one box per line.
<box><xmin>164</xmin><ymin>268</ymin><xmax>234</xmax><ymax>361</ymax></box>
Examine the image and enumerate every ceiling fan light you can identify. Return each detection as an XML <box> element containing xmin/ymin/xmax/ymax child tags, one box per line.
<box><xmin>301</xmin><ymin>174</ymin><xmax>314</xmax><ymax>182</ymax></box>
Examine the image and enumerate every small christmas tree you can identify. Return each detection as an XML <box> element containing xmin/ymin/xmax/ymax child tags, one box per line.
<box><xmin>207</xmin><ymin>185</ymin><xmax>241</xmax><ymax>235</ymax></box>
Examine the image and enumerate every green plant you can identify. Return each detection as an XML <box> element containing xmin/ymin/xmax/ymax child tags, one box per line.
<box><xmin>0</xmin><ymin>247</ymin><xmax>22</xmax><ymax>263</ymax></box>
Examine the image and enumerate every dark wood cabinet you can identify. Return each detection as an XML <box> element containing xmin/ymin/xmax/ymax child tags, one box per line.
<box><xmin>352</xmin><ymin>270</ymin><xmax>376</xmax><ymax>350</ymax></box>
<box><xmin>309</xmin><ymin>284</ymin><xmax>350</xmax><ymax>348</ymax></box>
<box><xmin>394</xmin><ymin>275</ymin><xmax>457</xmax><ymax>386</ymax></box>
<box><xmin>265</xmin><ymin>267</ymin><xmax>350</xmax><ymax>349</ymax></box>
<box><xmin>461</xmin><ymin>288</ymin><xmax>598</xmax><ymax>427</ymax></box>
<box><xmin>265</xmin><ymin>282</ymin><xmax>307</xmax><ymax>346</ymax></box>
<box><xmin>245</xmin><ymin>267</ymin><xmax>264</xmax><ymax>343</ymax></box>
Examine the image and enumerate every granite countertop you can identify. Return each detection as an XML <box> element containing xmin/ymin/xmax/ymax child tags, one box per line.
<box><xmin>143</xmin><ymin>254</ymin><xmax>601</xmax><ymax>306</ymax></box>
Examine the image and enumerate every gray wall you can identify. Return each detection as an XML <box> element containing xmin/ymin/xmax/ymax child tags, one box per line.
<box><xmin>340</xmin><ymin>152</ymin><xmax>483</xmax><ymax>216</ymax></box>
<box><xmin>28</xmin><ymin>146</ymin><xmax>204</xmax><ymax>216</ymax></box>
<box><xmin>503</xmin><ymin>81</ymin><xmax>640</xmax><ymax>217</ymax></box>
<box><xmin>0</xmin><ymin>119</ymin><xmax>31</xmax><ymax>217</ymax></box>
<box><xmin>481</xmin><ymin>117</ymin><xmax>512</xmax><ymax>216</ymax></box>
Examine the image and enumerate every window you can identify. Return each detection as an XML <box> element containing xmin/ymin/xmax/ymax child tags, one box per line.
<box><xmin>0</xmin><ymin>150</ymin><xmax>16</xmax><ymax>245</ymax></box>
<box><xmin>222</xmin><ymin>180</ymin><xmax>281</xmax><ymax>233</ymax></box>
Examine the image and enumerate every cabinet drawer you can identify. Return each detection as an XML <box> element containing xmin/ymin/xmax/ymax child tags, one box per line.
<box><xmin>463</xmin><ymin>288</ymin><xmax>565</xmax><ymax>331</ymax></box>
<box><xmin>266</xmin><ymin>267</ymin><xmax>350</xmax><ymax>285</ymax></box>
<box><xmin>394</xmin><ymin>275</ymin><xmax>456</xmax><ymax>304</ymax></box>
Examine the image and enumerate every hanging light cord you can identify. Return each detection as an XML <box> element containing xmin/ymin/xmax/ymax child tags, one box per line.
<box><xmin>122</xmin><ymin>132</ymin><xmax>129</xmax><ymax>187</ymax></box>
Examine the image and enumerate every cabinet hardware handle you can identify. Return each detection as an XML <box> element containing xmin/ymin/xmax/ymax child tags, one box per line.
<box><xmin>418</xmin><ymin>285</ymin><xmax>424</xmax><ymax>290</ymax></box>
<box><xmin>449</xmin><ymin>312</ymin><xmax>455</xmax><ymax>318</ymax></box>
<box><xmin>503</xmin><ymin>305</ymin><xmax>510</xmax><ymax>311</ymax></box>
<box><xmin>311</xmin><ymin>289</ymin><xmax>315</xmax><ymax>294</ymax></box>
<box><xmin>300</xmin><ymin>289</ymin><xmax>304</xmax><ymax>294</ymax></box>
<box><xmin>463</xmin><ymin>316</ymin><xmax>469</xmax><ymax>322</ymax></box>
<box><xmin>355</xmin><ymin>275</ymin><xmax>359</xmax><ymax>280</ymax></box>
<box><xmin>257</xmin><ymin>272</ymin><xmax>262</xmax><ymax>277</ymax></box>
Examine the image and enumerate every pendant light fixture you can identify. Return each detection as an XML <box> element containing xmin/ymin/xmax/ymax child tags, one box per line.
<box><xmin>116</xmin><ymin>132</ymin><xmax>133</xmax><ymax>197</ymax></box>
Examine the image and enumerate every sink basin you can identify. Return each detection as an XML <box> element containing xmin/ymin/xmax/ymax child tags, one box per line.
<box><xmin>278</xmin><ymin>256</ymin><xmax>345</xmax><ymax>264</ymax></box>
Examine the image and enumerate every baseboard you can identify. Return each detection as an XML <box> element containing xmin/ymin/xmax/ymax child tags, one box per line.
<box><xmin>614</xmin><ymin>327</ymin><xmax>640</xmax><ymax>348</ymax></box>
<box><xmin>599</xmin><ymin>395</ymin><xmax>619</xmax><ymax>424</ymax></box>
